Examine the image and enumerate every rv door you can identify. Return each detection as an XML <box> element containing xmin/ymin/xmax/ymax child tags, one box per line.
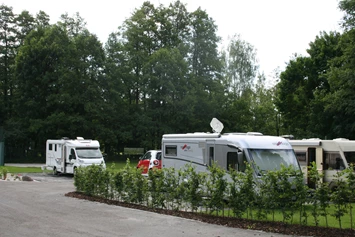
<box><xmin>206</xmin><ymin>141</ymin><xmax>215</xmax><ymax>166</ymax></box>
<box><xmin>62</xmin><ymin>145</ymin><xmax>67</xmax><ymax>173</ymax></box>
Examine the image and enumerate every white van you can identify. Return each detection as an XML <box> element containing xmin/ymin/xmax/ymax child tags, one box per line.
<box><xmin>42</xmin><ymin>137</ymin><xmax>106</xmax><ymax>175</ymax></box>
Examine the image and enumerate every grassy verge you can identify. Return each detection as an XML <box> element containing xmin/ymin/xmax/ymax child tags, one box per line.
<box><xmin>0</xmin><ymin>160</ymin><xmax>137</xmax><ymax>174</ymax></box>
<box><xmin>106</xmin><ymin>160</ymin><xmax>137</xmax><ymax>171</ymax></box>
<box><xmin>209</xmin><ymin>204</ymin><xmax>355</xmax><ymax>229</ymax></box>
<box><xmin>0</xmin><ymin>166</ymin><xmax>42</xmax><ymax>173</ymax></box>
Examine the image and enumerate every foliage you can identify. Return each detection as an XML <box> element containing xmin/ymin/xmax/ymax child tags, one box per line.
<box><xmin>227</xmin><ymin>164</ymin><xmax>253</xmax><ymax>218</ymax></box>
<box><xmin>275</xmin><ymin>31</ymin><xmax>342</xmax><ymax>139</ymax></box>
<box><xmin>179</xmin><ymin>164</ymin><xmax>205</xmax><ymax>212</ymax></box>
<box><xmin>330</xmin><ymin>169</ymin><xmax>350</xmax><ymax>229</ymax></box>
<box><xmin>148</xmin><ymin>168</ymin><xmax>166</xmax><ymax>208</ymax></box>
<box><xmin>162</xmin><ymin>167</ymin><xmax>181</xmax><ymax>210</ymax></box>
<box><xmin>1</xmin><ymin>0</ymin><xmax>355</xmax><ymax>168</ymax></box>
<box><xmin>73</xmin><ymin>158</ymin><xmax>355</xmax><ymax>229</ymax></box>
<box><xmin>308</xmin><ymin>161</ymin><xmax>331</xmax><ymax>227</ymax></box>
<box><xmin>1</xmin><ymin>167</ymin><xmax>8</xmax><ymax>179</ymax></box>
<box><xmin>344</xmin><ymin>164</ymin><xmax>355</xmax><ymax>229</ymax></box>
<box><xmin>73</xmin><ymin>164</ymin><xmax>107</xmax><ymax>196</ymax></box>
<box><xmin>0</xmin><ymin>1</ymin><xmax>271</xmax><ymax>163</ymax></box>
<box><xmin>205</xmin><ymin>162</ymin><xmax>227</xmax><ymax>215</ymax></box>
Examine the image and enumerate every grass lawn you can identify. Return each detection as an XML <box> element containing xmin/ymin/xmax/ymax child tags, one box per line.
<box><xmin>106</xmin><ymin>160</ymin><xmax>138</xmax><ymax>171</ymax></box>
<box><xmin>0</xmin><ymin>160</ymin><xmax>137</xmax><ymax>174</ymax></box>
<box><xmin>211</xmin><ymin>204</ymin><xmax>355</xmax><ymax>229</ymax></box>
<box><xmin>0</xmin><ymin>166</ymin><xmax>42</xmax><ymax>173</ymax></box>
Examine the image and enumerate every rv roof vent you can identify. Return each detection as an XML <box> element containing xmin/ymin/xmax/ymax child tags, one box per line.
<box><xmin>76</xmin><ymin>137</ymin><xmax>84</xmax><ymax>140</ymax></box>
<box><xmin>281</xmin><ymin>135</ymin><xmax>294</xmax><ymax>140</ymax></box>
<box><xmin>210</xmin><ymin>118</ymin><xmax>224</xmax><ymax>133</ymax></box>
<box><xmin>61</xmin><ymin>137</ymin><xmax>70</xmax><ymax>140</ymax></box>
<box><xmin>246</xmin><ymin>132</ymin><xmax>263</xmax><ymax>136</ymax></box>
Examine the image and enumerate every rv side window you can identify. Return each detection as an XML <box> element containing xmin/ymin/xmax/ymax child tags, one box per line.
<box><xmin>344</xmin><ymin>152</ymin><xmax>355</xmax><ymax>168</ymax></box>
<box><xmin>295</xmin><ymin>151</ymin><xmax>306</xmax><ymax>166</ymax></box>
<box><xmin>209</xmin><ymin>147</ymin><xmax>214</xmax><ymax>166</ymax></box>
<box><xmin>165</xmin><ymin>145</ymin><xmax>177</xmax><ymax>156</ymax></box>
<box><xmin>55</xmin><ymin>144</ymin><xmax>57</xmax><ymax>152</ymax></box>
<box><xmin>324</xmin><ymin>152</ymin><xmax>344</xmax><ymax>170</ymax></box>
<box><xmin>49</xmin><ymin>144</ymin><xmax>53</xmax><ymax>151</ymax></box>
<box><xmin>227</xmin><ymin>152</ymin><xmax>238</xmax><ymax>171</ymax></box>
<box><xmin>227</xmin><ymin>152</ymin><xmax>247</xmax><ymax>172</ymax></box>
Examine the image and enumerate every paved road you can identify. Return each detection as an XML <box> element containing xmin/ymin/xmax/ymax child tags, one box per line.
<box><xmin>0</xmin><ymin>173</ymin><xmax>300</xmax><ymax>237</ymax></box>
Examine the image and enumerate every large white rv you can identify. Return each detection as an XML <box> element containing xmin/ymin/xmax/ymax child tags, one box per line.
<box><xmin>161</xmin><ymin>119</ymin><xmax>301</xmax><ymax>178</ymax></box>
<box><xmin>288</xmin><ymin>138</ymin><xmax>355</xmax><ymax>188</ymax></box>
<box><xmin>42</xmin><ymin>137</ymin><xmax>106</xmax><ymax>175</ymax></box>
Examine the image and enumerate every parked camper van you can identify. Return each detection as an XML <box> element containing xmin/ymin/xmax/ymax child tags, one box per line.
<box><xmin>161</xmin><ymin>118</ymin><xmax>301</xmax><ymax>178</ymax></box>
<box><xmin>288</xmin><ymin>138</ymin><xmax>355</xmax><ymax>188</ymax></box>
<box><xmin>137</xmin><ymin>150</ymin><xmax>162</xmax><ymax>175</ymax></box>
<box><xmin>42</xmin><ymin>137</ymin><xmax>106</xmax><ymax>175</ymax></box>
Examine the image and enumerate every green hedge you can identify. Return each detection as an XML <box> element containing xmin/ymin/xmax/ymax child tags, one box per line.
<box><xmin>73</xmin><ymin>160</ymin><xmax>355</xmax><ymax>229</ymax></box>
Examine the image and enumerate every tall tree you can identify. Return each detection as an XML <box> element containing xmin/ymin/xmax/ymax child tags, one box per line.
<box><xmin>144</xmin><ymin>47</ymin><xmax>190</xmax><ymax>147</ymax></box>
<box><xmin>250</xmin><ymin>74</ymin><xmax>278</xmax><ymax>135</ymax></box>
<box><xmin>339</xmin><ymin>0</ymin><xmax>355</xmax><ymax>30</ymax></box>
<box><xmin>35</xmin><ymin>10</ymin><xmax>50</xmax><ymax>27</ymax></box>
<box><xmin>221</xmin><ymin>34</ymin><xmax>259</xmax><ymax>132</ymax></box>
<box><xmin>120</xmin><ymin>1</ymin><xmax>158</xmax><ymax>106</ymax></box>
<box><xmin>322</xmin><ymin>0</ymin><xmax>355</xmax><ymax>138</ymax></box>
<box><xmin>188</xmin><ymin>7</ymin><xmax>225</xmax><ymax>131</ymax></box>
<box><xmin>104</xmin><ymin>32</ymin><xmax>132</xmax><ymax>154</ymax></box>
<box><xmin>223</xmin><ymin>34</ymin><xmax>258</xmax><ymax>99</ymax></box>
<box><xmin>276</xmin><ymin>31</ymin><xmax>341</xmax><ymax>139</ymax></box>
<box><xmin>0</xmin><ymin>4</ymin><xmax>17</xmax><ymax>122</ymax></box>
<box><xmin>15</xmin><ymin>10</ymin><xmax>35</xmax><ymax>45</ymax></box>
<box><xmin>13</xmin><ymin>13</ymin><xmax>107</xmax><ymax>159</ymax></box>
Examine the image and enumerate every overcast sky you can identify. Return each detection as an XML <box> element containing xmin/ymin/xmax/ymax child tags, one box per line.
<box><xmin>4</xmin><ymin>0</ymin><xmax>344</xmax><ymax>81</ymax></box>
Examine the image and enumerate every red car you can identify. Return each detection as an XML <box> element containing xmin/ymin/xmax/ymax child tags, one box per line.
<box><xmin>137</xmin><ymin>150</ymin><xmax>162</xmax><ymax>175</ymax></box>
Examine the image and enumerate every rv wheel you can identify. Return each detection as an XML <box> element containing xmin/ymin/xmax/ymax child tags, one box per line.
<box><xmin>53</xmin><ymin>167</ymin><xmax>58</xmax><ymax>175</ymax></box>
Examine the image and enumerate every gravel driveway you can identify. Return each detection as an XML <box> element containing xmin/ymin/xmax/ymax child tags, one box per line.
<box><xmin>0</xmin><ymin>173</ymin><xmax>297</xmax><ymax>237</ymax></box>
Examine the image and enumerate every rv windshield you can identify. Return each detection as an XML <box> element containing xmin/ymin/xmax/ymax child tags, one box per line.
<box><xmin>248</xmin><ymin>149</ymin><xmax>299</xmax><ymax>173</ymax></box>
<box><xmin>76</xmin><ymin>148</ymin><xmax>103</xmax><ymax>159</ymax></box>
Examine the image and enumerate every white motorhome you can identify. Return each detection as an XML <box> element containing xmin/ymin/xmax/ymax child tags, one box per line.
<box><xmin>288</xmin><ymin>138</ymin><xmax>355</xmax><ymax>188</ymax></box>
<box><xmin>43</xmin><ymin>137</ymin><xmax>106</xmax><ymax>175</ymax></box>
<box><xmin>161</xmin><ymin>119</ymin><xmax>301</xmax><ymax>178</ymax></box>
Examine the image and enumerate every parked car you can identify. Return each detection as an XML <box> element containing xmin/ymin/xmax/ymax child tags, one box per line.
<box><xmin>137</xmin><ymin>150</ymin><xmax>161</xmax><ymax>175</ymax></box>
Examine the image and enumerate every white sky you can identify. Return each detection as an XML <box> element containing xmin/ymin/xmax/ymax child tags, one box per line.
<box><xmin>4</xmin><ymin>0</ymin><xmax>344</xmax><ymax>81</ymax></box>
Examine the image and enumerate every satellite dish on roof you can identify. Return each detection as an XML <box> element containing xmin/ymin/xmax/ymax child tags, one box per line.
<box><xmin>210</xmin><ymin>118</ymin><xmax>224</xmax><ymax>133</ymax></box>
